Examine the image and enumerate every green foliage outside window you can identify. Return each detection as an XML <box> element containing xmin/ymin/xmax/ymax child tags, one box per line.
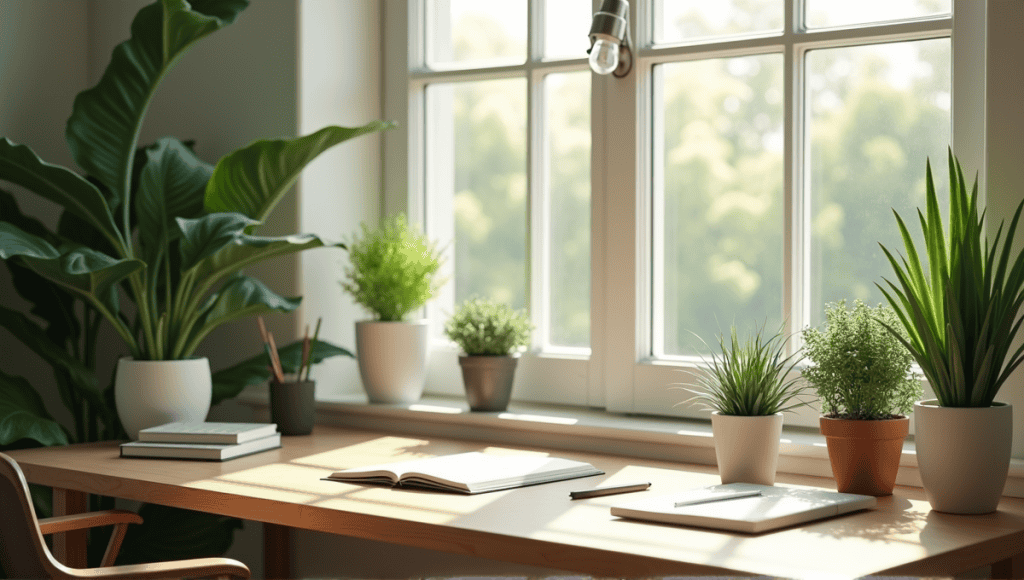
<box><xmin>444</xmin><ymin>297</ymin><xmax>532</xmax><ymax>356</ymax></box>
<box><xmin>341</xmin><ymin>214</ymin><xmax>445</xmax><ymax>322</ymax></box>
<box><xmin>801</xmin><ymin>300</ymin><xmax>920</xmax><ymax>420</ymax></box>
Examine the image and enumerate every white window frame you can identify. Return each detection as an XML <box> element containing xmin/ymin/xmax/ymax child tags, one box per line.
<box><xmin>382</xmin><ymin>0</ymin><xmax>1010</xmax><ymax>433</ymax></box>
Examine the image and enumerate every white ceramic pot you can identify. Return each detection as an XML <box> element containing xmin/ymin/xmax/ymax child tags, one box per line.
<box><xmin>914</xmin><ymin>399</ymin><xmax>1012</xmax><ymax>514</ymax></box>
<box><xmin>711</xmin><ymin>412</ymin><xmax>784</xmax><ymax>486</ymax></box>
<box><xmin>355</xmin><ymin>320</ymin><xmax>428</xmax><ymax>404</ymax></box>
<box><xmin>115</xmin><ymin>357</ymin><xmax>212</xmax><ymax>440</ymax></box>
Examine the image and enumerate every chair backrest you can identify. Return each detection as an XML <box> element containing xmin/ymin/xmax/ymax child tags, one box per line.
<box><xmin>0</xmin><ymin>452</ymin><xmax>58</xmax><ymax>578</ymax></box>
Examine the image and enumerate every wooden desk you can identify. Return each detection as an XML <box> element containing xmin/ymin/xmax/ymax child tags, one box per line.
<box><xmin>7</xmin><ymin>426</ymin><xmax>1024</xmax><ymax>578</ymax></box>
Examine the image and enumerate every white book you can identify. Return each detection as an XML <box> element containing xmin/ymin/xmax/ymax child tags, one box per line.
<box><xmin>325</xmin><ymin>451</ymin><xmax>604</xmax><ymax>494</ymax></box>
<box><xmin>611</xmin><ymin>483</ymin><xmax>876</xmax><ymax>533</ymax></box>
<box><xmin>120</xmin><ymin>433</ymin><xmax>282</xmax><ymax>461</ymax></box>
<box><xmin>137</xmin><ymin>422</ymin><xmax>278</xmax><ymax>445</ymax></box>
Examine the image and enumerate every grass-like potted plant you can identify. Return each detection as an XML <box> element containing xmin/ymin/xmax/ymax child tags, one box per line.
<box><xmin>879</xmin><ymin>150</ymin><xmax>1024</xmax><ymax>514</ymax></box>
<box><xmin>682</xmin><ymin>323</ymin><xmax>812</xmax><ymax>485</ymax></box>
<box><xmin>0</xmin><ymin>0</ymin><xmax>391</xmax><ymax>438</ymax></box>
<box><xmin>444</xmin><ymin>297</ymin><xmax>532</xmax><ymax>411</ymax></box>
<box><xmin>341</xmin><ymin>214</ymin><xmax>445</xmax><ymax>403</ymax></box>
<box><xmin>802</xmin><ymin>300</ymin><xmax>921</xmax><ymax>496</ymax></box>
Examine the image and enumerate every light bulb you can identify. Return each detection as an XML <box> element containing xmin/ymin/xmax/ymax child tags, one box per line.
<box><xmin>589</xmin><ymin>38</ymin><xmax>619</xmax><ymax>75</ymax></box>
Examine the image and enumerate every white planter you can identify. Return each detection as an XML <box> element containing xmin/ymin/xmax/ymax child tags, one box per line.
<box><xmin>115</xmin><ymin>357</ymin><xmax>212</xmax><ymax>440</ymax></box>
<box><xmin>914</xmin><ymin>399</ymin><xmax>1012</xmax><ymax>514</ymax></box>
<box><xmin>355</xmin><ymin>320</ymin><xmax>428</xmax><ymax>404</ymax></box>
<box><xmin>711</xmin><ymin>412</ymin><xmax>784</xmax><ymax>486</ymax></box>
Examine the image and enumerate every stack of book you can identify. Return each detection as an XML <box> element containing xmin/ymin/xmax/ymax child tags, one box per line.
<box><xmin>119</xmin><ymin>422</ymin><xmax>282</xmax><ymax>461</ymax></box>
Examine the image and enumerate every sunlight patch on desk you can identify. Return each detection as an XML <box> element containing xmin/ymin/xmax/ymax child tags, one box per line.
<box><xmin>409</xmin><ymin>403</ymin><xmax>464</xmax><ymax>414</ymax></box>
<box><xmin>676</xmin><ymin>428</ymin><xmax>714</xmax><ymax>437</ymax></box>
<box><xmin>213</xmin><ymin>463</ymin><xmax>341</xmax><ymax>496</ymax></box>
<box><xmin>312</xmin><ymin>487</ymin><xmax>507</xmax><ymax>524</ymax></box>
<box><xmin>497</xmin><ymin>412</ymin><xmax>578</xmax><ymax>425</ymax></box>
<box><xmin>289</xmin><ymin>435</ymin><xmax>436</xmax><ymax>469</ymax></box>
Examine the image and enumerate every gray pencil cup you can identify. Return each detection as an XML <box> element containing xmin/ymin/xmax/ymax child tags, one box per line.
<box><xmin>270</xmin><ymin>380</ymin><xmax>315</xmax><ymax>435</ymax></box>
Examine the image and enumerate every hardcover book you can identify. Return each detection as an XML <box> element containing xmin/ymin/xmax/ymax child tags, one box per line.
<box><xmin>137</xmin><ymin>422</ymin><xmax>278</xmax><ymax>445</ymax></box>
<box><xmin>325</xmin><ymin>451</ymin><xmax>603</xmax><ymax>494</ymax></box>
<box><xmin>611</xmin><ymin>483</ymin><xmax>876</xmax><ymax>533</ymax></box>
<box><xmin>120</xmin><ymin>433</ymin><xmax>282</xmax><ymax>461</ymax></box>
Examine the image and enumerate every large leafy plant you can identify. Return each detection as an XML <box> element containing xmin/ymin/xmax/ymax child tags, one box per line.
<box><xmin>0</xmin><ymin>0</ymin><xmax>376</xmax><ymax>567</ymax></box>
<box><xmin>681</xmin><ymin>323</ymin><xmax>812</xmax><ymax>416</ymax></box>
<box><xmin>879</xmin><ymin>150</ymin><xmax>1024</xmax><ymax>408</ymax></box>
<box><xmin>802</xmin><ymin>300</ymin><xmax>920</xmax><ymax>420</ymax></box>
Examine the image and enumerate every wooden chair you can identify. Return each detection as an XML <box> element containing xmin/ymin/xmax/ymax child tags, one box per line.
<box><xmin>0</xmin><ymin>452</ymin><xmax>250</xmax><ymax>579</ymax></box>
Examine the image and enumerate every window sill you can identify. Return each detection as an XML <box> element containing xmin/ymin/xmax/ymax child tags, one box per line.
<box><xmin>235</xmin><ymin>388</ymin><xmax>1024</xmax><ymax>498</ymax></box>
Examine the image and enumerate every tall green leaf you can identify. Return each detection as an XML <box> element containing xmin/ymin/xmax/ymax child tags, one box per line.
<box><xmin>0</xmin><ymin>222</ymin><xmax>61</xmax><ymax>260</ymax></box>
<box><xmin>0</xmin><ymin>138</ymin><xmax>122</xmax><ymax>250</ymax></box>
<box><xmin>21</xmin><ymin>247</ymin><xmax>144</xmax><ymax>305</ymax></box>
<box><xmin>204</xmin><ymin>122</ymin><xmax>396</xmax><ymax>221</ymax></box>
<box><xmin>190</xmin><ymin>232</ymin><xmax>336</xmax><ymax>289</ymax></box>
<box><xmin>0</xmin><ymin>370</ymin><xmax>69</xmax><ymax>447</ymax></box>
<box><xmin>65</xmin><ymin>0</ymin><xmax>248</xmax><ymax>214</ymax></box>
<box><xmin>176</xmin><ymin>213</ymin><xmax>260</xmax><ymax>271</ymax></box>
<box><xmin>136</xmin><ymin>137</ymin><xmax>213</xmax><ymax>264</ymax></box>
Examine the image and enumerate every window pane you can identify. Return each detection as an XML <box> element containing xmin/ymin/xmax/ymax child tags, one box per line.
<box><xmin>546</xmin><ymin>0</ymin><xmax>592</xmax><ymax>59</ymax></box>
<box><xmin>427</xmin><ymin>0</ymin><xmax>527</xmax><ymax>67</ymax></box>
<box><xmin>654</xmin><ymin>0</ymin><xmax>783</xmax><ymax>45</ymax></box>
<box><xmin>546</xmin><ymin>72</ymin><xmax>591</xmax><ymax>348</ymax></box>
<box><xmin>806</xmin><ymin>0</ymin><xmax>951</xmax><ymax>29</ymax></box>
<box><xmin>808</xmin><ymin>39</ymin><xmax>951</xmax><ymax>325</ymax></box>
<box><xmin>426</xmin><ymin>79</ymin><xmax>528</xmax><ymax>310</ymax></box>
<box><xmin>657</xmin><ymin>55</ymin><xmax>785</xmax><ymax>356</ymax></box>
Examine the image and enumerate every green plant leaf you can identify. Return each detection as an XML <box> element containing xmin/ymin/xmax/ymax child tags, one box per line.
<box><xmin>176</xmin><ymin>213</ymin><xmax>261</xmax><ymax>271</ymax></box>
<box><xmin>190</xmin><ymin>231</ymin><xmax>335</xmax><ymax>289</ymax></box>
<box><xmin>0</xmin><ymin>222</ymin><xmax>62</xmax><ymax>260</ymax></box>
<box><xmin>178</xmin><ymin>275</ymin><xmax>300</xmax><ymax>358</ymax></box>
<box><xmin>115</xmin><ymin>503</ymin><xmax>242</xmax><ymax>566</ymax></box>
<box><xmin>65</xmin><ymin>0</ymin><xmax>248</xmax><ymax>212</ymax></box>
<box><xmin>210</xmin><ymin>339</ymin><xmax>352</xmax><ymax>405</ymax></box>
<box><xmin>204</xmin><ymin>122</ymin><xmax>396</xmax><ymax>221</ymax></box>
<box><xmin>0</xmin><ymin>370</ymin><xmax>70</xmax><ymax>447</ymax></box>
<box><xmin>136</xmin><ymin>137</ymin><xmax>213</xmax><ymax>264</ymax></box>
<box><xmin>20</xmin><ymin>247</ymin><xmax>144</xmax><ymax>304</ymax></box>
<box><xmin>0</xmin><ymin>138</ymin><xmax>122</xmax><ymax>250</ymax></box>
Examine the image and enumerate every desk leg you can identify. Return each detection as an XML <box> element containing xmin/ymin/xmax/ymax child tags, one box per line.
<box><xmin>263</xmin><ymin>522</ymin><xmax>291</xmax><ymax>578</ymax></box>
<box><xmin>52</xmin><ymin>487</ymin><xmax>88</xmax><ymax>568</ymax></box>
<box><xmin>992</xmin><ymin>552</ymin><xmax>1024</xmax><ymax>579</ymax></box>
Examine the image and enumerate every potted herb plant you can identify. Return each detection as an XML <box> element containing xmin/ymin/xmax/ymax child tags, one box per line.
<box><xmin>341</xmin><ymin>214</ymin><xmax>445</xmax><ymax>403</ymax></box>
<box><xmin>801</xmin><ymin>300</ymin><xmax>921</xmax><ymax>496</ymax></box>
<box><xmin>682</xmin><ymin>323</ymin><xmax>812</xmax><ymax>486</ymax></box>
<box><xmin>879</xmin><ymin>150</ymin><xmax>1024</xmax><ymax>514</ymax></box>
<box><xmin>0</xmin><ymin>0</ymin><xmax>392</xmax><ymax>439</ymax></box>
<box><xmin>444</xmin><ymin>297</ymin><xmax>532</xmax><ymax>411</ymax></box>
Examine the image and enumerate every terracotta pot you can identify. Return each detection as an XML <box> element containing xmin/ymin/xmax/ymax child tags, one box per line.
<box><xmin>820</xmin><ymin>416</ymin><xmax>909</xmax><ymax>496</ymax></box>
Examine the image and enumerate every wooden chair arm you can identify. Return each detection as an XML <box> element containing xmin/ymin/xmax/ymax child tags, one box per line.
<box><xmin>39</xmin><ymin>510</ymin><xmax>143</xmax><ymax>567</ymax></box>
<box><xmin>38</xmin><ymin>510</ymin><xmax>143</xmax><ymax>535</ymax></box>
<box><xmin>68</xmin><ymin>556</ymin><xmax>250</xmax><ymax>579</ymax></box>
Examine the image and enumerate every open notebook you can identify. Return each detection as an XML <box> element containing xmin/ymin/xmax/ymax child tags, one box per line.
<box><xmin>324</xmin><ymin>451</ymin><xmax>603</xmax><ymax>494</ymax></box>
<box><xmin>611</xmin><ymin>483</ymin><xmax>876</xmax><ymax>533</ymax></box>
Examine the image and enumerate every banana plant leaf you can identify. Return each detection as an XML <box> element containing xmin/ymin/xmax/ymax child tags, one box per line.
<box><xmin>0</xmin><ymin>370</ymin><xmax>69</xmax><ymax>447</ymax></box>
<box><xmin>190</xmin><ymin>231</ymin><xmax>337</xmax><ymax>291</ymax></box>
<box><xmin>114</xmin><ymin>503</ymin><xmax>242</xmax><ymax>566</ymax></box>
<box><xmin>204</xmin><ymin>122</ymin><xmax>396</xmax><ymax>221</ymax></box>
<box><xmin>136</xmin><ymin>137</ymin><xmax>212</xmax><ymax>266</ymax></box>
<box><xmin>210</xmin><ymin>339</ymin><xmax>352</xmax><ymax>405</ymax></box>
<box><xmin>0</xmin><ymin>139</ymin><xmax>121</xmax><ymax>250</ymax></box>
<box><xmin>176</xmin><ymin>213</ymin><xmax>261</xmax><ymax>271</ymax></box>
<box><xmin>65</xmin><ymin>0</ymin><xmax>248</xmax><ymax>211</ymax></box>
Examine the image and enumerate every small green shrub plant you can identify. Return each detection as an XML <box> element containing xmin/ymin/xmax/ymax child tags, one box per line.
<box><xmin>444</xmin><ymin>297</ymin><xmax>532</xmax><ymax>356</ymax></box>
<box><xmin>341</xmin><ymin>214</ymin><xmax>445</xmax><ymax>321</ymax></box>
<box><xmin>681</xmin><ymin>323</ymin><xmax>812</xmax><ymax>416</ymax></box>
<box><xmin>802</xmin><ymin>300</ymin><xmax>921</xmax><ymax>420</ymax></box>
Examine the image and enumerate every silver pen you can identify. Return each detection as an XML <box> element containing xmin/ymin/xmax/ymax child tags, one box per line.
<box><xmin>674</xmin><ymin>489</ymin><xmax>762</xmax><ymax>507</ymax></box>
<box><xmin>570</xmin><ymin>482</ymin><xmax>651</xmax><ymax>499</ymax></box>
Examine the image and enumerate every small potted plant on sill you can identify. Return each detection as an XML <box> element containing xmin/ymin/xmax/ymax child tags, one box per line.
<box><xmin>802</xmin><ymin>300</ymin><xmax>921</xmax><ymax>496</ymax></box>
<box><xmin>444</xmin><ymin>297</ymin><xmax>532</xmax><ymax>412</ymax></box>
<box><xmin>879</xmin><ymin>150</ymin><xmax>1024</xmax><ymax>514</ymax></box>
<box><xmin>681</xmin><ymin>323</ymin><xmax>812</xmax><ymax>486</ymax></box>
<box><xmin>341</xmin><ymin>214</ymin><xmax>445</xmax><ymax>404</ymax></box>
